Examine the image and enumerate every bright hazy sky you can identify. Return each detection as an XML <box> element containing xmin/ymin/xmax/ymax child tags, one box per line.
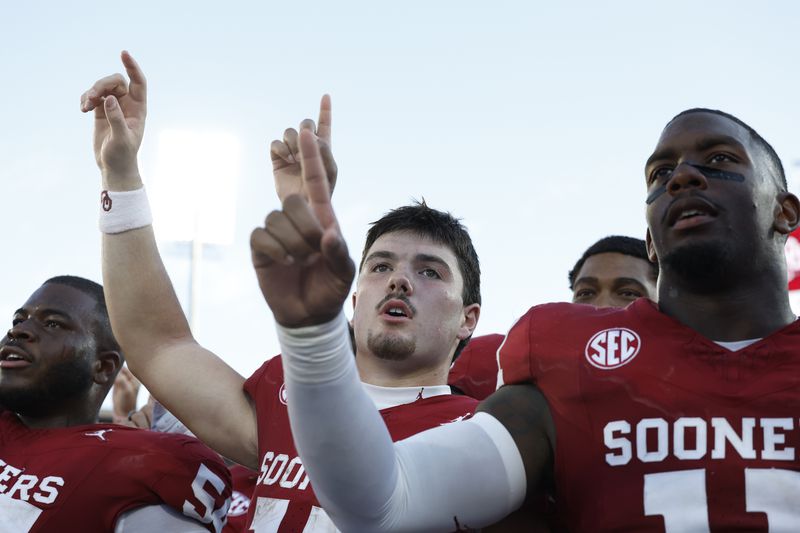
<box><xmin>3</xmin><ymin>2</ymin><xmax>800</xmax><ymax>407</ymax></box>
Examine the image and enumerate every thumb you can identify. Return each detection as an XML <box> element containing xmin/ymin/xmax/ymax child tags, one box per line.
<box><xmin>104</xmin><ymin>96</ymin><xmax>128</xmax><ymax>135</ymax></box>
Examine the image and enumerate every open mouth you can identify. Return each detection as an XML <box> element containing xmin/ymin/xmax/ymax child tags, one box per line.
<box><xmin>379</xmin><ymin>300</ymin><xmax>414</xmax><ymax>320</ymax></box>
<box><xmin>0</xmin><ymin>346</ymin><xmax>32</xmax><ymax>368</ymax></box>
<box><xmin>667</xmin><ymin>198</ymin><xmax>719</xmax><ymax>229</ymax></box>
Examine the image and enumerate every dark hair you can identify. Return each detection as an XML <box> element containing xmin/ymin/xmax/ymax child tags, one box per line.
<box><xmin>669</xmin><ymin>108</ymin><xmax>787</xmax><ymax>190</ymax></box>
<box><xmin>44</xmin><ymin>276</ymin><xmax>122</xmax><ymax>356</ymax></box>
<box><xmin>568</xmin><ymin>236</ymin><xmax>658</xmax><ymax>290</ymax></box>
<box><xmin>360</xmin><ymin>201</ymin><xmax>480</xmax><ymax>358</ymax></box>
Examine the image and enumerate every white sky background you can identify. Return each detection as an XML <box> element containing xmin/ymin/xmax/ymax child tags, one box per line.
<box><xmin>2</xmin><ymin>2</ymin><xmax>800</xmax><ymax>409</ymax></box>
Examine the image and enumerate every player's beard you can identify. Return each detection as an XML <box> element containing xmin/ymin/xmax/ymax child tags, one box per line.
<box><xmin>0</xmin><ymin>357</ymin><xmax>94</xmax><ymax>417</ymax></box>
<box><xmin>662</xmin><ymin>240</ymin><xmax>736</xmax><ymax>293</ymax></box>
<box><xmin>367</xmin><ymin>331</ymin><xmax>416</xmax><ymax>361</ymax></box>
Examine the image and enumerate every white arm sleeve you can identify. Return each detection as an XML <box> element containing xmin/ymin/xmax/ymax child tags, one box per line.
<box><xmin>280</xmin><ymin>313</ymin><xmax>526</xmax><ymax>532</ymax></box>
<box><xmin>114</xmin><ymin>504</ymin><xmax>209</xmax><ymax>532</ymax></box>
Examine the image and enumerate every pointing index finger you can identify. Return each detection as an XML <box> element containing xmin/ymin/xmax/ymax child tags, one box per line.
<box><xmin>317</xmin><ymin>94</ymin><xmax>332</xmax><ymax>145</ymax></box>
<box><xmin>121</xmin><ymin>50</ymin><xmax>147</xmax><ymax>104</ymax></box>
<box><xmin>298</xmin><ymin>128</ymin><xmax>336</xmax><ymax>229</ymax></box>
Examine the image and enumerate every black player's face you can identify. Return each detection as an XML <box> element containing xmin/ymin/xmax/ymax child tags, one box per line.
<box><xmin>572</xmin><ymin>252</ymin><xmax>656</xmax><ymax>307</ymax></box>
<box><xmin>644</xmin><ymin>112</ymin><xmax>779</xmax><ymax>284</ymax></box>
<box><xmin>353</xmin><ymin>231</ymin><xmax>475</xmax><ymax>366</ymax></box>
<box><xmin>0</xmin><ymin>284</ymin><xmax>96</xmax><ymax>413</ymax></box>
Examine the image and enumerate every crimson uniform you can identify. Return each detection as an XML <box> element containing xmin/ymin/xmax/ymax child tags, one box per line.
<box><xmin>0</xmin><ymin>411</ymin><xmax>232</xmax><ymax>532</ymax></box>
<box><xmin>223</xmin><ymin>464</ymin><xmax>258</xmax><ymax>533</ymax></box>
<box><xmin>498</xmin><ymin>298</ymin><xmax>800</xmax><ymax>532</ymax></box>
<box><xmin>448</xmin><ymin>333</ymin><xmax>505</xmax><ymax>400</ymax></box>
<box><xmin>244</xmin><ymin>356</ymin><xmax>477</xmax><ymax>532</ymax></box>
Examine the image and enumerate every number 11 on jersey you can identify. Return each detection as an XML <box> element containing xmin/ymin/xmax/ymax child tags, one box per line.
<box><xmin>644</xmin><ymin>468</ymin><xmax>800</xmax><ymax>532</ymax></box>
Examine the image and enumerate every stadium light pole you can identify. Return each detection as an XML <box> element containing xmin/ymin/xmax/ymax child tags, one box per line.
<box><xmin>150</xmin><ymin>129</ymin><xmax>241</xmax><ymax>330</ymax></box>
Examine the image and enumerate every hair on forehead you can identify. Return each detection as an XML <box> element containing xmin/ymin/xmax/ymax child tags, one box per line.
<box><xmin>669</xmin><ymin>108</ymin><xmax>786</xmax><ymax>190</ymax></box>
<box><xmin>568</xmin><ymin>236</ymin><xmax>658</xmax><ymax>290</ymax></box>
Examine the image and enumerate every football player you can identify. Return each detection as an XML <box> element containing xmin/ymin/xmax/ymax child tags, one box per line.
<box><xmin>260</xmin><ymin>109</ymin><xmax>800</xmax><ymax>531</ymax></box>
<box><xmin>0</xmin><ymin>276</ymin><xmax>231</xmax><ymax>532</ymax></box>
<box><xmin>81</xmin><ymin>52</ymin><xmax>480</xmax><ymax>531</ymax></box>
<box><xmin>568</xmin><ymin>235</ymin><xmax>658</xmax><ymax>308</ymax></box>
<box><xmin>450</xmin><ymin>235</ymin><xmax>657</xmax><ymax>400</ymax></box>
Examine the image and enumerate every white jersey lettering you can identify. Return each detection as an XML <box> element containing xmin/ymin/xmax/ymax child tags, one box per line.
<box><xmin>711</xmin><ymin>417</ymin><xmax>756</xmax><ymax>459</ymax></box>
<box><xmin>604</xmin><ymin>417</ymin><xmax>796</xmax><ymax>465</ymax></box>
<box><xmin>0</xmin><ymin>458</ymin><xmax>65</xmax><ymax>506</ymax></box>
<box><xmin>258</xmin><ymin>450</ymin><xmax>311</xmax><ymax>491</ymax></box>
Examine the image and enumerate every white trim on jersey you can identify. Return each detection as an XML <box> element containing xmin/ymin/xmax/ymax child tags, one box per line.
<box><xmin>363</xmin><ymin>383</ymin><xmax>451</xmax><ymax>410</ymax></box>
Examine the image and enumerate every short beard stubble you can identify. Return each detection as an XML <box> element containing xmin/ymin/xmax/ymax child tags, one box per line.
<box><xmin>367</xmin><ymin>331</ymin><xmax>416</xmax><ymax>361</ymax></box>
<box><xmin>662</xmin><ymin>240</ymin><xmax>736</xmax><ymax>294</ymax></box>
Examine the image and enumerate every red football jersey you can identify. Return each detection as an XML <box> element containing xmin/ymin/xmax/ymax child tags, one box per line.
<box><xmin>498</xmin><ymin>298</ymin><xmax>800</xmax><ymax>532</ymax></box>
<box><xmin>448</xmin><ymin>333</ymin><xmax>505</xmax><ymax>400</ymax></box>
<box><xmin>0</xmin><ymin>411</ymin><xmax>232</xmax><ymax>532</ymax></box>
<box><xmin>223</xmin><ymin>464</ymin><xmax>258</xmax><ymax>533</ymax></box>
<box><xmin>243</xmin><ymin>356</ymin><xmax>478</xmax><ymax>532</ymax></box>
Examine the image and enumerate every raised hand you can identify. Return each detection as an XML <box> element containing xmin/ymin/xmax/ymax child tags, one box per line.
<box><xmin>80</xmin><ymin>50</ymin><xmax>147</xmax><ymax>190</ymax></box>
<box><xmin>252</xmin><ymin>129</ymin><xmax>354</xmax><ymax>328</ymax></box>
<box><xmin>271</xmin><ymin>95</ymin><xmax>337</xmax><ymax>202</ymax></box>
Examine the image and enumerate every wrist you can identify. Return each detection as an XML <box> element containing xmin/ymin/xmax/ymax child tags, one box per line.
<box><xmin>277</xmin><ymin>311</ymin><xmax>354</xmax><ymax>384</ymax></box>
<box><xmin>274</xmin><ymin>310</ymin><xmax>343</xmax><ymax>329</ymax></box>
<box><xmin>99</xmin><ymin>187</ymin><xmax>153</xmax><ymax>234</ymax></box>
<box><xmin>101</xmin><ymin>169</ymin><xmax>143</xmax><ymax>191</ymax></box>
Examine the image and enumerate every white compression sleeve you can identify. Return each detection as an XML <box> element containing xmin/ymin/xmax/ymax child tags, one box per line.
<box><xmin>279</xmin><ymin>313</ymin><xmax>527</xmax><ymax>532</ymax></box>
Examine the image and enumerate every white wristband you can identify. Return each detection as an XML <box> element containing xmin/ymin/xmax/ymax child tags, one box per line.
<box><xmin>99</xmin><ymin>188</ymin><xmax>153</xmax><ymax>234</ymax></box>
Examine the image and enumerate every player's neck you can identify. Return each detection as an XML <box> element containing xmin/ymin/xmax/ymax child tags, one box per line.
<box><xmin>355</xmin><ymin>352</ymin><xmax>451</xmax><ymax>388</ymax></box>
<box><xmin>658</xmin><ymin>275</ymin><xmax>795</xmax><ymax>342</ymax></box>
<box><xmin>17</xmin><ymin>411</ymin><xmax>99</xmax><ymax>429</ymax></box>
<box><xmin>16</xmin><ymin>399</ymin><xmax>101</xmax><ymax>429</ymax></box>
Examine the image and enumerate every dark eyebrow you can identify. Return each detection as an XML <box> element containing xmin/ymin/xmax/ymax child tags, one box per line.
<box><xmin>416</xmin><ymin>253</ymin><xmax>453</xmax><ymax>275</ymax></box>
<box><xmin>363</xmin><ymin>250</ymin><xmax>397</xmax><ymax>264</ymax></box>
<box><xmin>645</xmin><ymin>134</ymin><xmax>749</xmax><ymax>171</ymax></box>
<box><xmin>612</xmin><ymin>278</ymin><xmax>649</xmax><ymax>292</ymax></box>
<box><xmin>364</xmin><ymin>251</ymin><xmax>454</xmax><ymax>276</ymax></box>
<box><xmin>15</xmin><ymin>307</ymin><xmax>72</xmax><ymax>320</ymax></box>
<box><xmin>574</xmin><ymin>277</ymin><xmax>649</xmax><ymax>292</ymax></box>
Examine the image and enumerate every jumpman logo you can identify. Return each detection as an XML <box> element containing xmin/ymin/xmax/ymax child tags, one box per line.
<box><xmin>84</xmin><ymin>429</ymin><xmax>113</xmax><ymax>441</ymax></box>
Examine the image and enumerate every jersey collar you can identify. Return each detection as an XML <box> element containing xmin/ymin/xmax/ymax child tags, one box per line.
<box><xmin>362</xmin><ymin>383</ymin><xmax>451</xmax><ymax>410</ymax></box>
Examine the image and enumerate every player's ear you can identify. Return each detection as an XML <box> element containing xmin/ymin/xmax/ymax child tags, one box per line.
<box><xmin>645</xmin><ymin>229</ymin><xmax>657</xmax><ymax>263</ymax></box>
<box><xmin>93</xmin><ymin>350</ymin><xmax>123</xmax><ymax>386</ymax></box>
<box><xmin>457</xmin><ymin>303</ymin><xmax>480</xmax><ymax>340</ymax></box>
<box><xmin>773</xmin><ymin>191</ymin><xmax>800</xmax><ymax>235</ymax></box>
<box><xmin>351</xmin><ymin>292</ymin><xmax>357</xmax><ymax>310</ymax></box>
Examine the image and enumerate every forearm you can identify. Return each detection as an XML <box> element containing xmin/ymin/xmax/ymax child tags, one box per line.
<box><xmin>102</xmin><ymin>227</ymin><xmax>192</xmax><ymax>356</ymax></box>
<box><xmin>280</xmin><ymin>314</ymin><xmax>526</xmax><ymax>531</ymax></box>
<box><xmin>101</xmin><ymin>191</ymin><xmax>257</xmax><ymax>468</ymax></box>
<box><xmin>100</xmin><ymin>165</ymin><xmax>192</xmax><ymax>351</ymax></box>
<box><xmin>280</xmin><ymin>313</ymin><xmax>398</xmax><ymax>528</ymax></box>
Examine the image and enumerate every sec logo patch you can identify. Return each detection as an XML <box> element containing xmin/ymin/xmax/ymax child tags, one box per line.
<box><xmin>585</xmin><ymin>327</ymin><xmax>641</xmax><ymax>369</ymax></box>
